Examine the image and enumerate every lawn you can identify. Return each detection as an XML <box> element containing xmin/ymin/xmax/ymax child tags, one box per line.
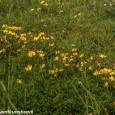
<box><xmin>0</xmin><ymin>0</ymin><xmax>115</xmax><ymax>115</ymax></box>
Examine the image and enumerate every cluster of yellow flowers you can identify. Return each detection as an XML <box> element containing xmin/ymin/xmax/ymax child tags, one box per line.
<box><xmin>49</xmin><ymin>68</ymin><xmax>63</xmax><ymax>77</ymax></box>
<box><xmin>93</xmin><ymin>68</ymin><xmax>115</xmax><ymax>87</ymax></box>
<box><xmin>2</xmin><ymin>24</ymin><xmax>21</xmax><ymax>30</ymax></box>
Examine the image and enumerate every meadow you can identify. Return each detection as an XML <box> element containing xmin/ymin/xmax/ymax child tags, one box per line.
<box><xmin>0</xmin><ymin>0</ymin><xmax>115</xmax><ymax>115</ymax></box>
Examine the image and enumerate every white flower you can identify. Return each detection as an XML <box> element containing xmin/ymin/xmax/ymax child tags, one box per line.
<box><xmin>0</xmin><ymin>51</ymin><xmax>1</xmax><ymax>53</ymax></box>
<box><xmin>104</xmin><ymin>4</ymin><xmax>107</xmax><ymax>6</ymax></box>
<box><xmin>70</xmin><ymin>58</ymin><xmax>73</xmax><ymax>61</ymax></box>
<box><xmin>41</xmin><ymin>20</ymin><xmax>44</xmax><ymax>22</ymax></box>
<box><xmin>78</xmin><ymin>81</ymin><xmax>82</xmax><ymax>84</ymax></box>
<box><xmin>60</xmin><ymin>10</ymin><xmax>63</xmax><ymax>13</ymax></box>
<box><xmin>110</xmin><ymin>4</ymin><xmax>112</xmax><ymax>6</ymax></box>
<box><xmin>43</xmin><ymin>25</ymin><xmax>47</xmax><ymax>27</ymax></box>
<box><xmin>89</xmin><ymin>113</ymin><xmax>93</xmax><ymax>115</ymax></box>
<box><xmin>71</xmin><ymin>44</ymin><xmax>75</xmax><ymax>46</ymax></box>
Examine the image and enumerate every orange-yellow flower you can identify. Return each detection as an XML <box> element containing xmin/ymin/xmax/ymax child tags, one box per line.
<box><xmin>99</xmin><ymin>54</ymin><xmax>106</xmax><ymax>58</ymax></box>
<box><xmin>40</xmin><ymin>64</ymin><xmax>45</xmax><ymax>68</ymax></box>
<box><xmin>79</xmin><ymin>54</ymin><xmax>84</xmax><ymax>58</ymax></box>
<box><xmin>25</xmin><ymin>65</ymin><xmax>32</xmax><ymax>71</ymax></box>
<box><xmin>16</xmin><ymin>79</ymin><xmax>22</xmax><ymax>84</ymax></box>
<box><xmin>28</xmin><ymin>51</ymin><xmax>36</xmax><ymax>57</ymax></box>
<box><xmin>104</xmin><ymin>82</ymin><xmax>108</xmax><ymax>87</ymax></box>
<box><xmin>93</xmin><ymin>70</ymin><xmax>99</xmax><ymax>76</ymax></box>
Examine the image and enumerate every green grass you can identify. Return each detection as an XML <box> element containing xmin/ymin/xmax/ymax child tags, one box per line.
<box><xmin>0</xmin><ymin>0</ymin><xmax>115</xmax><ymax>115</ymax></box>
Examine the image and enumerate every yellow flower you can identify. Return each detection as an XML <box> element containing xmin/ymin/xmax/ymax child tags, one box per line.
<box><xmin>39</xmin><ymin>53</ymin><xmax>45</xmax><ymax>58</ymax></box>
<box><xmin>59</xmin><ymin>68</ymin><xmax>63</xmax><ymax>72</ymax></box>
<box><xmin>88</xmin><ymin>66</ymin><xmax>93</xmax><ymax>70</ymax></box>
<box><xmin>1</xmin><ymin>49</ymin><xmax>6</xmax><ymax>52</ymax></box>
<box><xmin>93</xmin><ymin>70</ymin><xmax>99</xmax><ymax>76</ymax></box>
<box><xmin>25</xmin><ymin>65</ymin><xmax>32</xmax><ymax>71</ymax></box>
<box><xmin>72</xmin><ymin>48</ymin><xmax>77</xmax><ymax>51</ymax></box>
<box><xmin>54</xmin><ymin>56</ymin><xmax>59</xmax><ymax>61</ymax></box>
<box><xmin>28</xmin><ymin>51</ymin><xmax>36</xmax><ymax>57</ymax></box>
<box><xmin>21</xmin><ymin>33</ymin><xmax>26</xmax><ymax>37</ymax></box>
<box><xmin>50</xmin><ymin>36</ymin><xmax>54</xmax><ymax>39</ymax></box>
<box><xmin>55</xmin><ymin>68</ymin><xmax>58</xmax><ymax>72</ymax></box>
<box><xmin>104</xmin><ymin>82</ymin><xmax>108</xmax><ymax>87</ymax></box>
<box><xmin>55</xmin><ymin>51</ymin><xmax>60</xmax><ymax>54</ymax></box>
<box><xmin>44</xmin><ymin>3</ymin><xmax>48</xmax><ymax>6</ymax></box>
<box><xmin>49</xmin><ymin>70</ymin><xmax>55</xmax><ymax>74</ymax></box>
<box><xmin>38</xmin><ymin>32</ymin><xmax>45</xmax><ymax>37</ymax></box>
<box><xmin>3</xmin><ymin>30</ymin><xmax>8</xmax><ymax>33</ymax></box>
<box><xmin>79</xmin><ymin>54</ymin><xmax>84</xmax><ymax>58</ymax></box>
<box><xmin>73</xmin><ymin>52</ymin><xmax>77</xmax><ymax>56</ymax></box>
<box><xmin>31</xmin><ymin>9</ymin><xmax>34</xmax><ymax>11</ymax></box>
<box><xmin>2</xmin><ymin>24</ymin><xmax>8</xmax><ymax>28</ymax></box>
<box><xmin>78</xmin><ymin>13</ymin><xmax>81</xmax><ymax>16</ymax></box>
<box><xmin>109</xmin><ymin>76</ymin><xmax>114</xmax><ymax>81</ymax></box>
<box><xmin>49</xmin><ymin>42</ymin><xmax>54</xmax><ymax>46</ymax></box>
<box><xmin>16</xmin><ymin>79</ymin><xmax>22</xmax><ymax>84</ymax></box>
<box><xmin>90</xmin><ymin>56</ymin><xmax>93</xmax><ymax>60</ymax></box>
<box><xmin>34</xmin><ymin>37</ymin><xmax>39</xmax><ymax>41</ymax></box>
<box><xmin>65</xmin><ymin>63</ymin><xmax>70</xmax><ymax>66</ymax></box>
<box><xmin>41</xmin><ymin>1</ymin><xmax>44</xmax><ymax>4</ymax></box>
<box><xmin>17</xmin><ymin>49</ymin><xmax>21</xmax><ymax>52</ymax></box>
<box><xmin>40</xmin><ymin>64</ymin><xmax>45</xmax><ymax>68</ymax></box>
<box><xmin>81</xmin><ymin>62</ymin><xmax>83</xmax><ymax>65</ymax></box>
<box><xmin>99</xmin><ymin>54</ymin><xmax>106</xmax><ymax>58</ymax></box>
<box><xmin>74</xmin><ymin>14</ymin><xmax>77</xmax><ymax>18</ymax></box>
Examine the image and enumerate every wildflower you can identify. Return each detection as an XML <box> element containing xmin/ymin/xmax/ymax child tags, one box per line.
<box><xmin>79</xmin><ymin>54</ymin><xmax>84</xmax><ymax>58</ymax></box>
<box><xmin>99</xmin><ymin>54</ymin><xmax>106</xmax><ymax>58</ymax></box>
<box><xmin>76</xmin><ymin>63</ymin><xmax>80</xmax><ymax>67</ymax></box>
<box><xmin>60</xmin><ymin>10</ymin><xmax>63</xmax><ymax>13</ymax></box>
<box><xmin>34</xmin><ymin>37</ymin><xmax>39</xmax><ymax>41</ymax></box>
<box><xmin>54</xmin><ymin>56</ymin><xmax>59</xmax><ymax>61</ymax></box>
<box><xmin>55</xmin><ymin>50</ymin><xmax>60</xmax><ymax>54</ymax></box>
<box><xmin>109</xmin><ymin>76</ymin><xmax>114</xmax><ymax>81</ymax></box>
<box><xmin>78</xmin><ymin>13</ymin><xmax>81</xmax><ymax>16</ymax></box>
<box><xmin>41</xmin><ymin>1</ymin><xmax>44</xmax><ymax>4</ymax></box>
<box><xmin>25</xmin><ymin>65</ymin><xmax>32</xmax><ymax>71</ymax></box>
<box><xmin>74</xmin><ymin>14</ymin><xmax>77</xmax><ymax>18</ymax></box>
<box><xmin>16</xmin><ymin>79</ymin><xmax>22</xmax><ymax>84</ymax></box>
<box><xmin>110</xmin><ymin>4</ymin><xmax>112</xmax><ymax>6</ymax></box>
<box><xmin>59</xmin><ymin>68</ymin><xmax>63</xmax><ymax>72</ymax></box>
<box><xmin>104</xmin><ymin>82</ymin><xmax>108</xmax><ymax>87</ymax></box>
<box><xmin>1</xmin><ymin>49</ymin><xmax>6</xmax><ymax>52</ymax></box>
<box><xmin>44</xmin><ymin>3</ymin><xmax>48</xmax><ymax>6</ymax></box>
<box><xmin>72</xmin><ymin>48</ymin><xmax>77</xmax><ymax>51</ymax></box>
<box><xmin>73</xmin><ymin>52</ymin><xmax>77</xmax><ymax>55</ymax></box>
<box><xmin>38</xmin><ymin>32</ymin><xmax>45</xmax><ymax>37</ymax></box>
<box><xmin>40</xmin><ymin>64</ymin><xmax>45</xmax><ymax>68</ymax></box>
<box><xmin>65</xmin><ymin>63</ymin><xmax>70</xmax><ymax>66</ymax></box>
<box><xmin>88</xmin><ymin>66</ymin><xmax>93</xmax><ymax>70</ymax></box>
<box><xmin>78</xmin><ymin>81</ymin><xmax>82</xmax><ymax>84</ymax></box>
<box><xmin>31</xmin><ymin>9</ymin><xmax>34</xmax><ymax>11</ymax></box>
<box><xmin>50</xmin><ymin>36</ymin><xmax>54</xmax><ymax>39</ymax></box>
<box><xmin>17</xmin><ymin>49</ymin><xmax>21</xmax><ymax>52</ymax></box>
<box><xmin>28</xmin><ymin>51</ymin><xmax>36</xmax><ymax>57</ymax></box>
<box><xmin>49</xmin><ymin>42</ymin><xmax>54</xmax><ymax>46</ymax></box>
<box><xmin>0</xmin><ymin>51</ymin><xmax>1</xmax><ymax>53</ymax></box>
<box><xmin>93</xmin><ymin>70</ymin><xmax>99</xmax><ymax>76</ymax></box>
<box><xmin>71</xmin><ymin>44</ymin><xmax>75</xmax><ymax>46</ymax></box>
<box><xmin>104</xmin><ymin>4</ymin><xmax>107</xmax><ymax>6</ymax></box>
<box><xmin>55</xmin><ymin>68</ymin><xmax>58</xmax><ymax>72</ymax></box>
